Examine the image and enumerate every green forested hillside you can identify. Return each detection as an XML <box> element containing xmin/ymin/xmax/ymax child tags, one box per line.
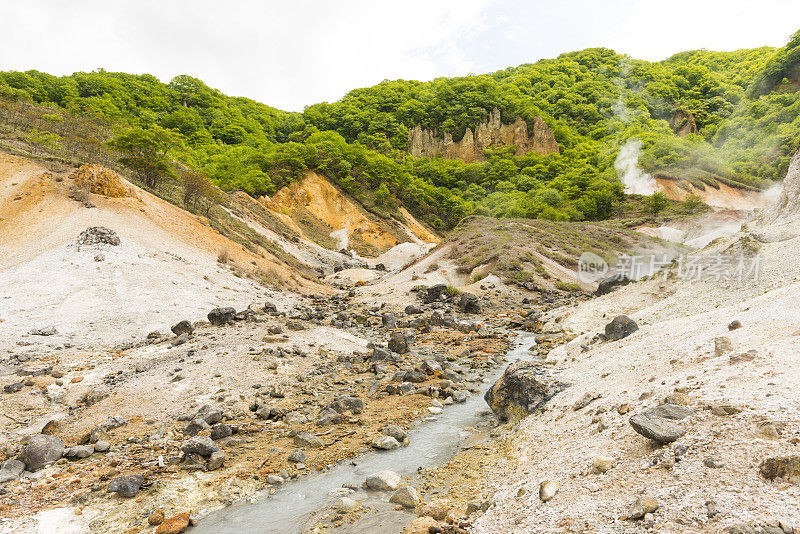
<box><xmin>1</xmin><ymin>29</ymin><xmax>799</xmax><ymax>230</ymax></box>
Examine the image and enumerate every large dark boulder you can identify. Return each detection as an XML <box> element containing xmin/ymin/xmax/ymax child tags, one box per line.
<box><xmin>604</xmin><ymin>315</ymin><xmax>638</xmax><ymax>341</ymax></box>
<box><xmin>458</xmin><ymin>293</ymin><xmax>482</xmax><ymax>314</ymax></box>
<box><xmin>19</xmin><ymin>434</ymin><xmax>64</xmax><ymax>472</ymax></box>
<box><xmin>207</xmin><ymin>307</ymin><xmax>236</xmax><ymax>326</ymax></box>
<box><xmin>424</xmin><ymin>284</ymin><xmax>448</xmax><ymax>303</ymax></box>
<box><xmin>595</xmin><ymin>274</ymin><xmax>631</xmax><ymax>296</ymax></box>
<box><xmin>484</xmin><ymin>362</ymin><xmax>570</xmax><ymax>422</ymax></box>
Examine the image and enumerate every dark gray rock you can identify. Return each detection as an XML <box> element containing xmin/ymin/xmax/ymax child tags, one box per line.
<box><xmin>107</xmin><ymin>474</ymin><xmax>143</xmax><ymax>498</ymax></box>
<box><xmin>458</xmin><ymin>293</ymin><xmax>481</xmax><ymax>314</ymax></box>
<box><xmin>484</xmin><ymin>362</ymin><xmax>570</xmax><ymax>421</ymax></box>
<box><xmin>405</xmin><ymin>305</ymin><xmax>422</xmax><ymax>315</ymax></box>
<box><xmin>195</xmin><ymin>405</ymin><xmax>223</xmax><ymax>425</ymax></box>
<box><xmin>288</xmin><ymin>448</ymin><xmax>307</xmax><ymax>463</ymax></box>
<box><xmin>171</xmin><ymin>320</ymin><xmax>194</xmax><ymax>336</ymax></box>
<box><xmin>604</xmin><ymin>315</ymin><xmax>638</xmax><ymax>341</ymax></box>
<box><xmin>19</xmin><ymin>434</ymin><xmax>64</xmax><ymax>471</ymax></box>
<box><xmin>207</xmin><ymin>307</ymin><xmax>236</xmax><ymax>326</ymax></box>
<box><xmin>381</xmin><ymin>313</ymin><xmax>397</xmax><ymax>329</ymax></box>
<box><xmin>210</xmin><ymin>423</ymin><xmax>232</xmax><ymax>441</ymax></box>
<box><xmin>595</xmin><ymin>274</ymin><xmax>631</xmax><ymax>296</ymax></box>
<box><xmin>425</xmin><ymin>284</ymin><xmax>448</xmax><ymax>303</ymax></box>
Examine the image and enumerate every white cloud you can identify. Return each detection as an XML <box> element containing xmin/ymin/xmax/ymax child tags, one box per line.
<box><xmin>0</xmin><ymin>0</ymin><xmax>798</xmax><ymax>111</ymax></box>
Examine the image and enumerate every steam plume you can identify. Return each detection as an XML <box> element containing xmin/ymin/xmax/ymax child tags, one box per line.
<box><xmin>615</xmin><ymin>139</ymin><xmax>659</xmax><ymax>195</ymax></box>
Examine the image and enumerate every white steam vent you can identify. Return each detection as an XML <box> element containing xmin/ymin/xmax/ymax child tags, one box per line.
<box><xmin>330</xmin><ymin>227</ymin><xmax>349</xmax><ymax>251</ymax></box>
<box><xmin>616</xmin><ymin>139</ymin><xmax>659</xmax><ymax>195</ymax></box>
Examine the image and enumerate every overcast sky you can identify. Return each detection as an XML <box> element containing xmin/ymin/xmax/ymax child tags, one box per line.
<box><xmin>2</xmin><ymin>0</ymin><xmax>800</xmax><ymax>111</ymax></box>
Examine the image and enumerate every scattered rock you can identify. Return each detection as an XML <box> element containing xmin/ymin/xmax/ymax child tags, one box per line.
<box><xmin>288</xmin><ymin>449</ymin><xmax>307</xmax><ymax>463</ymax></box>
<box><xmin>63</xmin><ymin>445</ymin><xmax>94</xmax><ymax>460</ymax></box>
<box><xmin>171</xmin><ymin>320</ymin><xmax>194</xmax><ymax>336</ymax></box>
<box><xmin>403</xmin><ymin>516</ymin><xmax>439</xmax><ymax>534</ymax></box>
<box><xmin>592</xmin><ymin>456</ymin><xmax>614</xmax><ymax>474</ymax></box>
<box><xmin>0</xmin><ymin>460</ymin><xmax>25</xmax><ymax>483</ymax></box>
<box><xmin>595</xmin><ymin>274</ymin><xmax>631</xmax><ymax>296</ymax></box>
<box><xmin>364</xmin><ymin>470</ymin><xmax>402</xmax><ymax>491</ymax></box>
<box><xmin>627</xmin><ymin>495</ymin><xmax>659</xmax><ymax>520</ymax></box>
<box><xmin>728</xmin><ymin>320</ymin><xmax>743</xmax><ymax>330</ymax></box>
<box><xmin>338</xmin><ymin>497</ymin><xmax>361</xmax><ymax>513</ymax></box>
<box><xmin>415</xmin><ymin>499</ymin><xmax>450</xmax><ymax>520</ymax></box>
<box><xmin>458</xmin><ymin>293</ymin><xmax>481</xmax><ymax>314</ymax></box>
<box><xmin>29</xmin><ymin>326</ymin><xmax>58</xmax><ymax>336</ymax></box>
<box><xmin>181</xmin><ymin>436</ymin><xmax>219</xmax><ymax>457</ymax></box>
<box><xmin>371</xmin><ymin>435</ymin><xmax>400</xmax><ymax>450</ymax></box>
<box><xmin>390</xmin><ymin>485</ymin><xmax>420</xmax><ymax>508</ymax></box>
<box><xmin>107</xmin><ymin>474</ymin><xmax>143</xmax><ymax>498</ymax></box>
<box><xmin>604</xmin><ymin>315</ymin><xmax>638</xmax><ymax>341</ymax></box>
<box><xmin>294</xmin><ymin>432</ymin><xmax>324</xmax><ymax>449</ymax></box>
<box><xmin>210</xmin><ymin>423</ymin><xmax>232</xmax><ymax>441</ymax></box>
<box><xmin>484</xmin><ymin>361</ymin><xmax>570</xmax><ymax>421</ymax></box>
<box><xmin>94</xmin><ymin>440</ymin><xmax>110</xmax><ymax>453</ymax></box>
<box><xmin>381</xmin><ymin>424</ymin><xmax>407</xmax><ymax>441</ymax></box>
<box><xmin>208</xmin><ymin>450</ymin><xmax>226</xmax><ymax>471</ymax></box>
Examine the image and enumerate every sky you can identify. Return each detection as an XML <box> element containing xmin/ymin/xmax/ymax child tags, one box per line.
<box><xmin>2</xmin><ymin>0</ymin><xmax>800</xmax><ymax>111</ymax></box>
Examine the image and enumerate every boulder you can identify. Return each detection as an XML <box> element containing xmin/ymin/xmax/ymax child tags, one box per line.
<box><xmin>207</xmin><ymin>450</ymin><xmax>226</xmax><ymax>471</ymax></box>
<box><xmin>107</xmin><ymin>474</ymin><xmax>143</xmax><ymax>498</ymax></box>
<box><xmin>181</xmin><ymin>436</ymin><xmax>218</xmax><ymax>457</ymax></box>
<box><xmin>19</xmin><ymin>434</ymin><xmax>64</xmax><ymax>471</ymax></box>
<box><xmin>604</xmin><ymin>315</ymin><xmax>638</xmax><ymax>341</ymax></box>
<box><xmin>210</xmin><ymin>423</ymin><xmax>232</xmax><ymax>441</ymax></box>
<box><xmin>458</xmin><ymin>292</ymin><xmax>481</xmax><ymax>314</ymax></box>
<box><xmin>484</xmin><ymin>362</ymin><xmax>570</xmax><ymax>421</ymax></box>
<box><xmin>388</xmin><ymin>329</ymin><xmax>415</xmax><ymax>354</ymax></box>
<box><xmin>207</xmin><ymin>307</ymin><xmax>236</xmax><ymax>326</ymax></box>
<box><xmin>629</xmin><ymin>404</ymin><xmax>693</xmax><ymax>444</ymax></box>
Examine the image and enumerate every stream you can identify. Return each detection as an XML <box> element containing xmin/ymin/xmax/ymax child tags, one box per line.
<box><xmin>189</xmin><ymin>332</ymin><xmax>537</xmax><ymax>534</ymax></box>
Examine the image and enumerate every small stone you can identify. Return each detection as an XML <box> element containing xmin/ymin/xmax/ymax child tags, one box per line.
<box><xmin>210</xmin><ymin>423</ymin><xmax>232</xmax><ymax>441</ymax></box>
<box><xmin>403</xmin><ymin>516</ymin><xmax>439</xmax><ymax>534</ymax></box>
<box><xmin>539</xmin><ymin>480</ymin><xmax>558</xmax><ymax>502</ymax></box>
<box><xmin>390</xmin><ymin>486</ymin><xmax>420</xmax><ymax>508</ymax></box>
<box><xmin>63</xmin><ymin>445</ymin><xmax>94</xmax><ymax>460</ymax></box>
<box><xmin>93</xmin><ymin>440</ymin><xmax>110</xmax><ymax>453</ymax></box>
<box><xmin>171</xmin><ymin>320</ymin><xmax>194</xmax><ymax>336</ymax></box>
<box><xmin>604</xmin><ymin>315</ymin><xmax>638</xmax><ymax>341</ymax></box>
<box><xmin>728</xmin><ymin>320</ymin><xmax>742</xmax><ymax>330</ymax></box>
<box><xmin>382</xmin><ymin>424</ymin><xmax>407</xmax><ymax>441</ymax></box>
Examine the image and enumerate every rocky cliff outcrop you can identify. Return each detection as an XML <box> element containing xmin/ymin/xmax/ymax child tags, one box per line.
<box><xmin>407</xmin><ymin>107</ymin><xmax>559</xmax><ymax>163</ymax></box>
<box><xmin>670</xmin><ymin>108</ymin><xmax>697</xmax><ymax>137</ymax></box>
